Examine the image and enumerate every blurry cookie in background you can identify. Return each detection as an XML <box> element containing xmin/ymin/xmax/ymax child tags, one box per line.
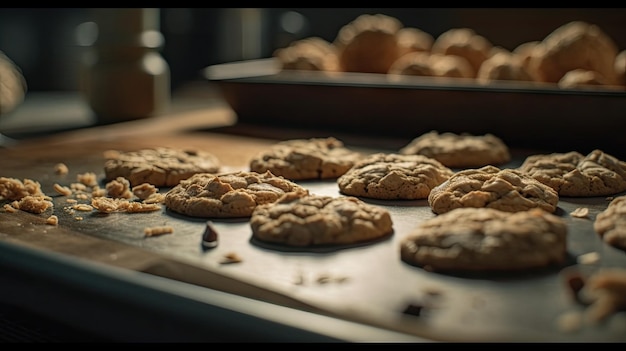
<box><xmin>333</xmin><ymin>13</ymin><xmax>404</xmax><ymax>74</ymax></box>
<box><xmin>399</xmin><ymin>130</ymin><xmax>511</xmax><ymax>168</ymax></box>
<box><xmin>613</xmin><ymin>50</ymin><xmax>626</xmax><ymax>88</ymax></box>
<box><xmin>512</xmin><ymin>40</ymin><xmax>542</xmax><ymax>81</ymax></box>
<box><xmin>396</xmin><ymin>27</ymin><xmax>434</xmax><ymax>57</ymax></box>
<box><xmin>0</xmin><ymin>50</ymin><xmax>27</xmax><ymax>115</ymax></box>
<box><xmin>431</xmin><ymin>28</ymin><xmax>493</xmax><ymax>78</ymax></box>
<box><xmin>476</xmin><ymin>51</ymin><xmax>535</xmax><ymax>85</ymax></box>
<box><xmin>273</xmin><ymin>36</ymin><xmax>341</xmax><ymax>73</ymax></box>
<box><xmin>388</xmin><ymin>52</ymin><xmax>474</xmax><ymax>80</ymax></box>
<box><xmin>387</xmin><ymin>51</ymin><xmax>434</xmax><ymax>77</ymax></box>
<box><xmin>428</xmin><ymin>53</ymin><xmax>475</xmax><ymax>79</ymax></box>
<box><xmin>557</xmin><ymin>68</ymin><xmax>618</xmax><ymax>90</ymax></box>
<box><xmin>528</xmin><ymin>21</ymin><xmax>620</xmax><ymax>86</ymax></box>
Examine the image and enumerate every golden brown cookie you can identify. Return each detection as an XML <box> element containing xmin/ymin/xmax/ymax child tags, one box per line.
<box><xmin>104</xmin><ymin>147</ymin><xmax>221</xmax><ymax>187</ymax></box>
<box><xmin>388</xmin><ymin>52</ymin><xmax>474</xmax><ymax>79</ymax></box>
<box><xmin>399</xmin><ymin>131</ymin><xmax>511</xmax><ymax>168</ymax></box>
<box><xmin>517</xmin><ymin>149</ymin><xmax>626</xmax><ymax>197</ymax></box>
<box><xmin>428</xmin><ymin>53</ymin><xmax>475</xmax><ymax>79</ymax></box>
<box><xmin>428</xmin><ymin>165</ymin><xmax>559</xmax><ymax>215</ymax></box>
<box><xmin>476</xmin><ymin>51</ymin><xmax>534</xmax><ymax>84</ymax></box>
<box><xmin>431</xmin><ymin>28</ymin><xmax>493</xmax><ymax>78</ymax></box>
<box><xmin>615</xmin><ymin>50</ymin><xmax>626</xmax><ymax>87</ymax></box>
<box><xmin>0</xmin><ymin>50</ymin><xmax>27</xmax><ymax>115</ymax></box>
<box><xmin>334</xmin><ymin>13</ymin><xmax>404</xmax><ymax>74</ymax></box>
<box><xmin>337</xmin><ymin>153</ymin><xmax>453</xmax><ymax>200</ymax></box>
<box><xmin>400</xmin><ymin>207</ymin><xmax>568</xmax><ymax>273</ymax></box>
<box><xmin>274</xmin><ymin>37</ymin><xmax>340</xmax><ymax>73</ymax></box>
<box><xmin>250</xmin><ymin>193</ymin><xmax>393</xmax><ymax>247</ymax></box>
<box><xmin>528</xmin><ymin>21</ymin><xmax>619</xmax><ymax>85</ymax></box>
<box><xmin>396</xmin><ymin>27</ymin><xmax>434</xmax><ymax>57</ymax></box>
<box><xmin>557</xmin><ymin>69</ymin><xmax>618</xmax><ymax>90</ymax></box>
<box><xmin>163</xmin><ymin>171</ymin><xmax>309</xmax><ymax>218</ymax></box>
<box><xmin>249</xmin><ymin>137</ymin><xmax>363</xmax><ymax>181</ymax></box>
<box><xmin>593</xmin><ymin>195</ymin><xmax>626</xmax><ymax>251</ymax></box>
<box><xmin>387</xmin><ymin>51</ymin><xmax>433</xmax><ymax>76</ymax></box>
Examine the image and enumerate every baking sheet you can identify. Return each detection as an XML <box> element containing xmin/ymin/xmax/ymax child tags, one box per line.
<box><xmin>204</xmin><ymin>58</ymin><xmax>626</xmax><ymax>160</ymax></box>
<box><xmin>2</xmin><ymin>146</ymin><xmax>626</xmax><ymax>342</ymax></box>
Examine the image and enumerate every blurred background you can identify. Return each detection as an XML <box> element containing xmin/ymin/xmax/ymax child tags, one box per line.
<box><xmin>1</xmin><ymin>8</ymin><xmax>625</xmax><ymax>94</ymax></box>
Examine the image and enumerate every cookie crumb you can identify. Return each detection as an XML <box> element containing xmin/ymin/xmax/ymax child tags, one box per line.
<box><xmin>144</xmin><ymin>226</ymin><xmax>174</xmax><ymax>237</ymax></box>
<box><xmin>556</xmin><ymin>310</ymin><xmax>584</xmax><ymax>333</ymax></box>
<box><xmin>220</xmin><ymin>252</ymin><xmax>242</xmax><ymax>264</ymax></box>
<box><xmin>53</xmin><ymin>183</ymin><xmax>73</xmax><ymax>196</ymax></box>
<box><xmin>577</xmin><ymin>252</ymin><xmax>600</xmax><ymax>265</ymax></box>
<box><xmin>54</xmin><ymin>163</ymin><xmax>69</xmax><ymax>175</ymax></box>
<box><xmin>570</xmin><ymin>207</ymin><xmax>589</xmax><ymax>218</ymax></box>
<box><xmin>46</xmin><ymin>215</ymin><xmax>59</xmax><ymax>225</ymax></box>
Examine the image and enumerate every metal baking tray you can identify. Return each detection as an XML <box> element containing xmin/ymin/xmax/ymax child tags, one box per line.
<box><xmin>204</xmin><ymin>58</ymin><xmax>626</xmax><ymax>160</ymax></box>
<box><xmin>2</xmin><ymin>146</ymin><xmax>625</xmax><ymax>342</ymax></box>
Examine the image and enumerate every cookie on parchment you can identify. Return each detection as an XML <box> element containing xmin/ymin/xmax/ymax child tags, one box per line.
<box><xmin>428</xmin><ymin>165</ymin><xmax>559</xmax><ymax>215</ymax></box>
<box><xmin>399</xmin><ymin>130</ymin><xmax>511</xmax><ymax>168</ymax></box>
<box><xmin>400</xmin><ymin>207</ymin><xmax>568</xmax><ymax>273</ymax></box>
<box><xmin>517</xmin><ymin>149</ymin><xmax>626</xmax><ymax>197</ymax></box>
<box><xmin>163</xmin><ymin>171</ymin><xmax>309</xmax><ymax>218</ymax></box>
<box><xmin>593</xmin><ymin>195</ymin><xmax>626</xmax><ymax>251</ymax></box>
<box><xmin>104</xmin><ymin>147</ymin><xmax>221</xmax><ymax>187</ymax></box>
<box><xmin>250</xmin><ymin>193</ymin><xmax>393</xmax><ymax>247</ymax></box>
<box><xmin>249</xmin><ymin>137</ymin><xmax>363</xmax><ymax>181</ymax></box>
<box><xmin>337</xmin><ymin>153</ymin><xmax>453</xmax><ymax>200</ymax></box>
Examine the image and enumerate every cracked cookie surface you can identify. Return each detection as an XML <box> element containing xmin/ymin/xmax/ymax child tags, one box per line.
<box><xmin>164</xmin><ymin>171</ymin><xmax>309</xmax><ymax>218</ymax></box>
<box><xmin>400</xmin><ymin>207</ymin><xmax>568</xmax><ymax>272</ymax></box>
<box><xmin>517</xmin><ymin>149</ymin><xmax>626</xmax><ymax>197</ymax></box>
<box><xmin>428</xmin><ymin>165</ymin><xmax>559</xmax><ymax>214</ymax></box>
<box><xmin>104</xmin><ymin>147</ymin><xmax>221</xmax><ymax>187</ymax></box>
<box><xmin>249</xmin><ymin>137</ymin><xmax>363</xmax><ymax>181</ymax></box>
<box><xmin>337</xmin><ymin>153</ymin><xmax>453</xmax><ymax>200</ymax></box>
<box><xmin>250</xmin><ymin>193</ymin><xmax>393</xmax><ymax>247</ymax></box>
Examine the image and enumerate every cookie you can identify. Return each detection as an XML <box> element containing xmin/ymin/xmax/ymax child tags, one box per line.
<box><xmin>428</xmin><ymin>165</ymin><xmax>559</xmax><ymax>215</ymax></box>
<box><xmin>250</xmin><ymin>193</ymin><xmax>393</xmax><ymax>247</ymax></box>
<box><xmin>333</xmin><ymin>13</ymin><xmax>404</xmax><ymax>74</ymax></box>
<box><xmin>387</xmin><ymin>52</ymin><xmax>474</xmax><ymax>79</ymax></box>
<box><xmin>400</xmin><ymin>207</ymin><xmax>568</xmax><ymax>273</ymax></box>
<box><xmin>476</xmin><ymin>51</ymin><xmax>534</xmax><ymax>84</ymax></box>
<box><xmin>398</xmin><ymin>131</ymin><xmax>511</xmax><ymax>168</ymax></box>
<box><xmin>593</xmin><ymin>195</ymin><xmax>626</xmax><ymax>251</ymax></box>
<box><xmin>430</xmin><ymin>28</ymin><xmax>493</xmax><ymax>78</ymax></box>
<box><xmin>517</xmin><ymin>149</ymin><xmax>626</xmax><ymax>197</ymax></box>
<box><xmin>337</xmin><ymin>153</ymin><xmax>453</xmax><ymax>200</ymax></box>
<box><xmin>528</xmin><ymin>21</ymin><xmax>619</xmax><ymax>85</ymax></box>
<box><xmin>163</xmin><ymin>171</ymin><xmax>309</xmax><ymax>218</ymax></box>
<box><xmin>104</xmin><ymin>147</ymin><xmax>221</xmax><ymax>187</ymax></box>
<box><xmin>274</xmin><ymin>37</ymin><xmax>340</xmax><ymax>73</ymax></box>
<box><xmin>249</xmin><ymin>137</ymin><xmax>363</xmax><ymax>181</ymax></box>
<box><xmin>557</xmin><ymin>69</ymin><xmax>616</xmax><ymax>90</ymax></box>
